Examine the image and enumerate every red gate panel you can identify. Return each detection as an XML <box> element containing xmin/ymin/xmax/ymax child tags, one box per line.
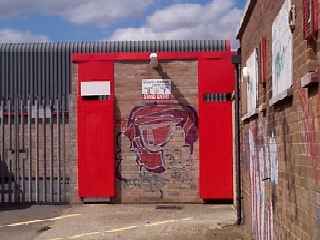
<box><xmin>199</xmin><ymin>58</ymin><xmax>234</xmax><ymax>200</ymax></box>
<box><xmin>77</xmin><ymin>61</ymin><xmax>115</xmax><ymax>199</ymax></box>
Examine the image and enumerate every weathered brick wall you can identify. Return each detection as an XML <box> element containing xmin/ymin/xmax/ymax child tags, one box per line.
<box><xmin>239</xmin><ymin>0</ymin><xmax>320</xmax><ymax>239</ymax></box>
<box><xmin>114</xmin><ymin>61</ymin><xmax>201</xmax><ymax>203</ymax></box>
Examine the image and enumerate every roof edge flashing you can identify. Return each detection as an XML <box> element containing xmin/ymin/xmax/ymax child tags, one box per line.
<box><xmin>236</xmin><ymin>0</ymin><xmax>257</xmax><ymax>40</ymax></box>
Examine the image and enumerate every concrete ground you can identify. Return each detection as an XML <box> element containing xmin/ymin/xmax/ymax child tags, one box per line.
<box><xmin>0</xmin><ymin>204</ymin><xmax>251</xmax><ymax>240</ymax></box>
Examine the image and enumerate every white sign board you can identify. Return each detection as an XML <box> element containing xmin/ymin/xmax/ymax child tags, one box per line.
<box><xmin>272</xmin><ymin>0</ymin><xmax>293</xmax><ymax>97</ymax></box>
<box><xmin>81</xmin><ymin>81</ymin><xmax>111</xmax><ymax>96</ymax></box>
<box><xmin>246</xmin><ymin>49</ymin><xmax>258</xmax><ymax>113</ymax></box>
<box><xmin>31</xmin><ymin>105</ymin><xmax>52</xmax><ymax>119</ymax></box>
<box><xmin>142</xmin><ymin>79</ymin><xmax>172</xmax><ymax>100</ymax></box>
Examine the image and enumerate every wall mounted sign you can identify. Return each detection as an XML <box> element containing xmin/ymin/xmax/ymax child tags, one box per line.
<box><xmin>246</xmin><ymin>49</ymin><xmax>258</xmax><ymax>114</ymax></box>
<box><xmin>272</xmin><ymin>0</ymin><xmax>293</xmax><ymax>97</ymax></box>
<box><xmin>142</xmin><ymin>79</ymin><xmax>172</xmax><ymax>100</ymax></box>
<box><xmin>80</xmin><ymin>81</ymin><xmax>111</xmax><ymax>96</ymax></box>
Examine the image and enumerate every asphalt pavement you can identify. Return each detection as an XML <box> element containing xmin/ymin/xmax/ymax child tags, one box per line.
<box><xmin>0</xmin><ymin>204</ymin><xmax>239</xmax><ymax>240</ymax></box>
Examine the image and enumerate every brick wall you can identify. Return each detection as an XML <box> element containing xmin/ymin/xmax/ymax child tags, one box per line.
<box><xmin>114</xmin><ymin>61</ymin><xmax>201</xmax><ymax>203</ymax></box>
<box><xmin>239</xmin><ymin>0</ymin><xmax>320</xmax><ymax>239</ymax></box>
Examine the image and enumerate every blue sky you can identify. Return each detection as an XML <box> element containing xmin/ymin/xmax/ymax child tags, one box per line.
<box><xmin>0</xmin><ymin>0</ymin><xmax>246</xmax><ymax>47</ymax></box>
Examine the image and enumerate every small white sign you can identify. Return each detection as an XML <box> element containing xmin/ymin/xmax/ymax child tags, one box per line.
<box><xmin>81</xmin><ymin>81</ymin><xmax>111</xmax><ymax>96</ymax></box>
<box><xmin>142</xmin><ymin>79</ymin><xmax>172</xmax><ymax>95</ymax></box>
<box><xmin>31</xmin><ymin>105</ymin><xmax>52</xmax><ymax>119</ymax></box>
<box><xmin>246</xmin><ymin>49</ymin><xmax>258</xmax><ymax>114</ymax></box>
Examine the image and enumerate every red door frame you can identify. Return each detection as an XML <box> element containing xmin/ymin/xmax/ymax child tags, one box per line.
<box><xmin>73</xmin><ymin>48</ymin><xmax>235</xmax><ymax>200</ymax></box>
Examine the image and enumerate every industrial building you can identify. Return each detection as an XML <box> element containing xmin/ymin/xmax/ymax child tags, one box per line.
<box><xmin>0</xmin><ymin>40</ymin><xmax>236</xmax><ymax>204</ymax></box>
<box><xmin>237</xmin><ymin>0</ymin><xmax>320</xmax><ymax>239</ymax></box>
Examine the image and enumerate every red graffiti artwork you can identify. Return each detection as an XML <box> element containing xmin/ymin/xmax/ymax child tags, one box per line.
<box><xmin>298</xmin><ymin>89</ymin><xmax>320</xmax><ymax>184</ymax></box>
<box><xmin>124</xmin><ymin>102</ymin><xmax>198</xmax><ymax>173</ymax></box>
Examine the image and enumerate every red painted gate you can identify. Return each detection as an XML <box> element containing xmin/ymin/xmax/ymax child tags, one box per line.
<box><xmin>77</xmin><ymin>61</ymin><xmax>115</xmax><ymax>199</ymax></box>
<box><xmin>75</xmin><ymin>51</ymin><xmax>234</xmax><ymax>201</ymax></box>
<box><xmin>199</xmin><ymin>58</ymin><xmax>234</xmax><ymax>200</ymax></box>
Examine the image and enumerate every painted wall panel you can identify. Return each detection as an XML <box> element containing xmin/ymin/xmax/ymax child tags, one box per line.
<box><xmin>199</xmin><ymin>58</ymin><xmax>234</xmax><ymax>200</ymax></box>
<box><xmin>272</xmin><ymin>0</ymin><xmax>293</xmax><ymax>96</ymax></box>
<box><xmin>77</xmin><ymin>61</ymin><xmax>115</xmax><ymax>199</ymax></box>
<box><xmin>246</xmin><ymin>49</ymin><xmax>258</xmax><ymax>113</ymax></box>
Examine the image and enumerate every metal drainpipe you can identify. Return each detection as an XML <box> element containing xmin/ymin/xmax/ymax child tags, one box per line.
<box><xmin>232</xmin><ymin>51</ymin><xmax>242</xmax><ymax>225</ymax></box>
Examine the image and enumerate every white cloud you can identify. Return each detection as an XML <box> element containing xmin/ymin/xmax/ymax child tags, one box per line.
<box><xmin>0</xmin><ymin>0</ymin><xmax>153</xmax><ymax>25</ymax></box>
<box><xmin>109</xmin><ymin>0</ymin><xmax>242</xmax><ymax>47</ymax></box>
<box><xmin>0</xmin><ymin>29</ymin><xmax>49</xmax><ymax>42</ymax></box>
<box><xmin>59</xmin><ymin>0</ymin><xmax>153</xmax><ymax>25</ymax></box>
<box><xmin>0</xmin><ymin>0</ymin><xmax>243</xmax><ymax>47</ymax></box>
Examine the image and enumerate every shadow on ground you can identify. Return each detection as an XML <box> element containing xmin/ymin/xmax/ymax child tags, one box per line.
<box><xmin>206</xmin><ymin>225</ymin><xmax>252</xmax><ymax>240</ymax></box>
<box><xmin>0</xmin><ymin>203</ymin><xmax>32</xmax><ymax>211</ymax></box>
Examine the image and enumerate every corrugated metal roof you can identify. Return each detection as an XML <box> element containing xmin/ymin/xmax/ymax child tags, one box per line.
<box><xmin>0</xmin><ymin>40</ymin><xmax>229</xmax><ymax>53</ymax></box>
<box><xmin>0</xmin><ymin>40</ymin><xmax>229</xmax><ymax>101</ymax></box>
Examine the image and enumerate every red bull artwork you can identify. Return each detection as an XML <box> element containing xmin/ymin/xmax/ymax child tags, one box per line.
<box><xmin>124</xmin><ymin>102</ymin><xmax>198</xmax><ymax>173</ymax></box>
